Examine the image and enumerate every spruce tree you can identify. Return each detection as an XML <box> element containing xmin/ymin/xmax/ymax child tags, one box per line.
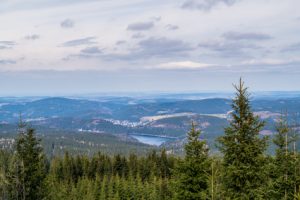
<box><xmin>99</xmin><ymin>175</ymin><xmax>107</xmax><ymax>200</ymax></box>
<box><xmin>8</xmin><ymin>122</ymin><xmax>47</xmax><ymax>200</ymax></box>
<box><xmin>218</xmin><ymin>78</ymin><xmax>268</xmax><ymax>199</ymax></box>
<box><xmin>175</xmin><ymin>122</ymin><xmax>209</xmax><ymax>200</ymax></box>
<box><xmin>272</xmin><ymin>115</ymin><xmax>299</xmax><ymax>199</ymax></box>
<box><xmin>0</xmin><ymin>150</ymin><xmax>10</xmax><ymax>199</ymax></box>
<box><xmin>208</xmin><ymin>156</ymin><xmax>222</xmax><ymax>200</ymax></box>
<box><xmin>0</xmin><ymin>165</ymin><xmax>9</xmax><ymax>199</ymax></box>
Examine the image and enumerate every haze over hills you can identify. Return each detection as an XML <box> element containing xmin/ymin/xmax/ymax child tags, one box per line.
<box><xmin>1</xmin><ymin>92</ymin><xmax>299</xmax><ymax>155</ymax></box>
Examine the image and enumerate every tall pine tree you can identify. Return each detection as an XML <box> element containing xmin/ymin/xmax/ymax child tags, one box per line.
<box><xmin>175</xmin><ymin>122</ymin><xmax>209</xmax><ymax>200</ymax></box>
<box><xmin>218</xmin><ymin>78</ymin><xmax>268</xmax><ymax>199</ymax></box>
<box><xmin>272</xmin><ymin>115</ymin><xmax>299</xmax><ymax>199</ymax></box>
<box><xmin>8</xmin><ymin>120</ymin><xmax>47</xmax><ymax>200</ymax></box>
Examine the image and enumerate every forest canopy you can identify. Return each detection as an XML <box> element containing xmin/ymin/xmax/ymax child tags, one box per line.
<box><xmin>0</xmin><ymin>80</ymin><xmax>300</xmax><ymax>200</ymax></box>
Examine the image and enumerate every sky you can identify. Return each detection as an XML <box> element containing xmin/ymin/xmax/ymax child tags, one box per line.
<box><xmin>0</xmin><ymin>0</ymin><xmax>300</xmax><ymax>95</ymax></box>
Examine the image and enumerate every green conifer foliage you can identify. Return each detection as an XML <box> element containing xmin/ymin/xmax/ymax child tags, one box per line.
<box><xmin>218</xmin><ymin>78</ymin><xmax>268</xmax><ymax>199</ymax></box>
<box><xmin>272</xmin><ymin>115</ymin><xmax>300</xmax><ymax>199</ymax></box>
<box><xmin>175</xmin><ymin>122</ymin><xmax>209</xmax><ymax>200</ymax></box>
<box><xmin>8</xmin><ymin>124</ymin><xmax>47</xmax><ymax>200</ymax></box>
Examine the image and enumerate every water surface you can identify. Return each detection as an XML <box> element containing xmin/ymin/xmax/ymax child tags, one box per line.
<box><xmin>130</xmin><ymin>134</ymin><xmax>170</xmax><ymax>146</ymax></box>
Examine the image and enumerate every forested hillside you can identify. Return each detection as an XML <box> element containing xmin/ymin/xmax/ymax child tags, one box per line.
<box><xmin>1</xmin><ymin>92</ymin><xmax>300</xmax><ymax>156</ymax></box>
<box><xmin>0</xmin><ymin>80</ymin><xmax>300</xmax><ymax>199</ymax></box>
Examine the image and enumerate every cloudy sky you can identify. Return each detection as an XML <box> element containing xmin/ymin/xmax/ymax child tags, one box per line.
<box><xmin>0</xmin><ymin>0</ymin><xmax>300</xmax><ymax>95</ymax></box>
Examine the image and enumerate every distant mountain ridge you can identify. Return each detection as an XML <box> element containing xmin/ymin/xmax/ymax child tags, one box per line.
<box><xmin>0</xmin><ymin>94</ymin><xmax>300</xmax><ymax>155</ymax></box>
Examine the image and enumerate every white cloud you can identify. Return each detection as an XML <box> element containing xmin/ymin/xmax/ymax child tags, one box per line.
<box><xmin>156</xmin><ymin>61</ymin><xmax>215</xmax><ymax>69</ymax></box>
<box><xmin>0</xmin><ymin>0</ymin><xmax>299</xmax><ymax>74</ymax></box>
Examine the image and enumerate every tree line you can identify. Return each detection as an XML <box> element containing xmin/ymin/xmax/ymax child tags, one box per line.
<box><xmin>0</xmin><ymin>79</ymin><xmax>300</xmax><ymax>199</ymax></box>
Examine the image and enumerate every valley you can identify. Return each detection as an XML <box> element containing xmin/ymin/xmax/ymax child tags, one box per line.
<box><xmin>1</xmin><ymin>92</ymin><xmax>300</xmax><ymax>156</ymax></box>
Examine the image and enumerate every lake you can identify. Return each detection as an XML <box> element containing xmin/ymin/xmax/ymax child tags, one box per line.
<box><xmin>130</xmin><ymin>134</ymin><xmax>171</xmax><ymax>146</ymax></box>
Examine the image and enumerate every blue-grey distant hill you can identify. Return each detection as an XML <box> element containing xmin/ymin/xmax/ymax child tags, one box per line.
<box><xmin>0</xmin><ymin>93</ymin><xmax>299</xmax><ymax>155</ymax></box>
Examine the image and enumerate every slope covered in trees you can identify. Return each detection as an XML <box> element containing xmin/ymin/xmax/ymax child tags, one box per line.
<box><xmin>0</xmin><ymin>80</ymin><xmax>300</xmax><ymax>199</ymax></box>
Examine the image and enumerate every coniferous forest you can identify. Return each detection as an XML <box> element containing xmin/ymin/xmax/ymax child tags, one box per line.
<box><xmin>1</xmin><ymin>80</ymin><xmax>300</xmax><ymax>200</ymax></box>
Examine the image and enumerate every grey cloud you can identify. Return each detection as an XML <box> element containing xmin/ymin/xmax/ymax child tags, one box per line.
<box><xmin>80</xmin><ymin>46</ymin><xmax>102</xmax><ymax>54</ymax></box>
<box><xmin>151</xmin><ymin>16</ymin><xmax>161</xmax><ymax>22</ymax></box>
<box><xmin>132</xmin><ymin>33</ymin><xmax>145</xmax><ymax>39</ymax></box>
<box><xmin>65</xmin><ymin>37</ymin><xmax>194</xmax><ymax>62</ymax></box>
<box><xmin>0</xmin><ymin>59</ymin><xmax>16</xmax><ymax>64</ymax></box>
<box><xmin>0</xmin><ymin>41</ymin><xmax>16</xmax><ymax>49</ymax></box>
<box><xmin>282</xmin><ymin>43</ymin><xmax>300</xmax><ymax>52</ymax></box>
<box><xmin>181</xmin><ymin>0</ymin><xmax>239</xmax><ymax>11</ymax></box>
<box><xmin>239</xmin><ymin>60</ymin><xmax>300</xmax><ymax>73</ymax></box>
<box><xmin>0</xmin><ymin>46</ymin><xmax>9</xmax><ymax>50</ymax></box>
<box><xmin>102</xmin><ymin>37</ymin><xmax>194</xmax><ymax>61</ymax></box>
<box><xmin>61</xmin><ymin>37</ymin><xmax>97</xmax><ymax>47</ymax></box>
<box><xmin>64</xmin><ymin>35</ymin><xmax>196</xmax><ymax>64</ymax></box>
<box><xmin>61</xmin><ymin>19</ymin><xmax>74</xmax><ymax>28</ymax></box>
<box><xmin>0</xmin><ymin>0</ymin><xmax>99</xmax><ymax>14</ymax></box>
<box><xmin>62</xmin><ymin>55</ymin><xmax>74</xmax><ymax>61</ymax></box>
<box><xmin>198</xmin><ymin>41</ymin><xmax>260</xmax><ymax>57</ymax></box>
<box><xmin>223</xmin><ymin>31</ymin><xmax>272</xmax><ymax>41</ymax></box>
<box><xmin>165</xmin><ymin>24</ymin><xmax>179</xmax><ymax>31</ymax></box>
<box><xmin>0</xmin><ymin>41</ymin><xmax>16</xmax><ymax>45</ymax></box>
<box><xmin>127</xmin><ymin>21</ymin><xmax>154</xmax><ymax>31</ymax></box>
<box><xmin>199</xmin><ymin>41</ymin><xmax>259</xmax><ymax>50</ymax></box>
<box><xmin>25</xmin><ymin>34</ymin><xmax>40</xmax><ymax>40</ymax></box>
<box><xmin>116</xmin><ymin>40</ymin><xmax>126</xmax><ymax>45</ymax></box>
<box><xmin>62</xmin><ymin>54</ymin><xmax>87</xmax><ymax>61</ymax></box>
<box><xmin>137</xmin><ymin>37</ymin><xmax>193</xmax><ymax>57</ymax></box>
<box><xmin>63</xmin><ymin>46</ymin><xmax>102</xmax><ymax>61</ymax></box>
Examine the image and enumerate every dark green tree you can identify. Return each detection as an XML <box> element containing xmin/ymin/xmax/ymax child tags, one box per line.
<box><xmin>8</xmin><ymin>122</ymin><xmax>47</xmax><ymax>200</ymax></box>
<box><xmin>271</xmin><ymin>115</ymin><xmax>299</xmax><ymax>199</ymax></box>
<box><xmin>175</xmin><ymin>122</ymin><xmax>209</xmax><ymax>200</ymax></box>
<box><xmin>159</xmin><ymin>149</ymin><xmax>171</xmax><ymax>178</ymax></box>
<box><xmin>0</xmin><ymin>150</ymin><xmax>10</xmax><ymax>199</ymax></box>
<box><xmin>218</xmin><ymin>78</ymin><xmax>268</xmax><ymax>199</ymax></box>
